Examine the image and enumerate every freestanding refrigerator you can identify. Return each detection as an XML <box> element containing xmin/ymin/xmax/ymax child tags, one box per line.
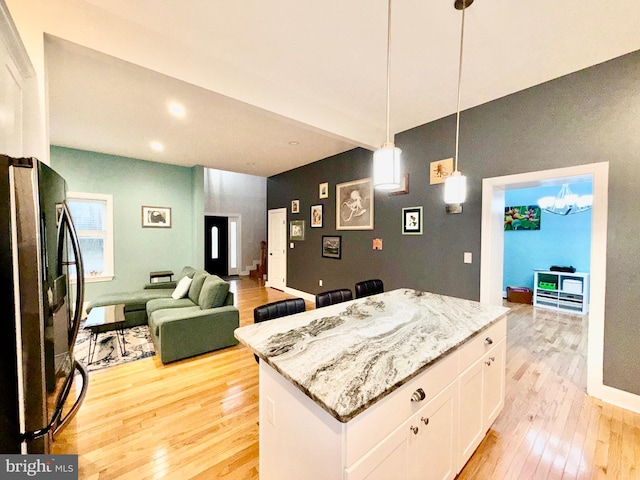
<box><xmin>0</xmin><ymin>155</ymin><xmax>88</xmax><ymax>454</ymax></box>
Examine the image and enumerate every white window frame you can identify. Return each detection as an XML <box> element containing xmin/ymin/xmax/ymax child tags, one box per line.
<box><xmin>67</xmin><ymin>192</ymin><xmax>114</xmax><ymax>282</ymax></box>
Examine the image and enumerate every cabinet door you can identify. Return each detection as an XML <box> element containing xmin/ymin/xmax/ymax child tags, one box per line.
<box><xmin>345</xmin><ymin>419</ymin><xmax>413</xmax><ymax>480</ymax></box>
<box><xmin>412</xmin><ymin>381</ymin><xmax>458</xmax><ymax>480</ymax></box>
<box><xmin>458</xmin><ymin>358</ymin><xmax>484</xmax><ymax>470</ymax></box>
<box><xmin>483</xmin><ymin>339</ymin><xmax>506</xmax><ymax>428</ymax></box>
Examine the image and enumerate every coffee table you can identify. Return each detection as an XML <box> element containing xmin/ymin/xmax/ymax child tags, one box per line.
<box><xmin>84</xmin><ymin>304</ymin><xmax>127</xmax><ymax>364</ymax></box>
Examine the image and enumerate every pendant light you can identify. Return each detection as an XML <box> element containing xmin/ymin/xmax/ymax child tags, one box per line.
<box><xmin>373</xmin><ymin>0</ymin><xmax>402</xmax><ymax>190</ymax></box>
<box><xmin>444</xmin><ymin>0</ymin><xmax>473</xmax><ymax>204</ymax></box>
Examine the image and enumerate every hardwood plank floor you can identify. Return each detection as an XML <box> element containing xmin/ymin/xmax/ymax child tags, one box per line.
<box><xmin>54</xmin><ymin>278</ymin><xmax>640</xmax><ymax>479</ymax></box>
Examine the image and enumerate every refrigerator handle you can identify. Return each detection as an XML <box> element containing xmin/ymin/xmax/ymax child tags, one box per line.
<box><xmin>52</xmin><ymin>360</ymin><xmax>89</xmax><ymax>438</ymax></box>
<box><xmin>57</xmin><ymin>201</ymin><xmax>85</xmax><ymax>347</ymax></box>
<box><xmin>21</xmin><ymin>360</ymin><xmax>89</xmax><ymax>442</ymax></box>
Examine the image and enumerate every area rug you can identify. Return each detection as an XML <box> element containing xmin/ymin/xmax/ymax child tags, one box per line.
<box><xmin>74</xmin><ymin>320</ymin><xmax>156</xmax><ymax>372</ymax></box>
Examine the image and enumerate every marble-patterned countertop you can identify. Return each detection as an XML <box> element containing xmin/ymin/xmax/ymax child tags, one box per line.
<box><xmin>234</xmin><ymin>289</ymin><xmax>509</xmax><ymax>423</ymax></box>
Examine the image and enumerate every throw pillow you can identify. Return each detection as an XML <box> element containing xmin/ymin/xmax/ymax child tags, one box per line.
<box><xmin>198</xmin><ymin>275</ymin><xmax>230</xmax><ymax>310</ymax></box>
<box><xmin>171</xmin><ymin>276</ymin><xmax>192</xmax><ymax>299</ymax></box>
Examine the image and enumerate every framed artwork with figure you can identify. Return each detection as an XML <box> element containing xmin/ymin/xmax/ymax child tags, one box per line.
<box><xmin>336</xmin><ymin>178</ymin><xmax>374</xmax><ymax>230</ymax></box>
<box><xmin>142</xmin><ymin>206</ymin><xmax>171</xmax><ymax>228</ymax></box>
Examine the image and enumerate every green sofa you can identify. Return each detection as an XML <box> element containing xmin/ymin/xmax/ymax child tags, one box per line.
<box><xmin>85</xmin><ymin>267</ymin><xmax>239</xmax><ymax>363</ymax></box>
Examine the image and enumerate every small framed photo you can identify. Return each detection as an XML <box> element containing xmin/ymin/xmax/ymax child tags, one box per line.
<box><xmin>430</xmin><ymin>158</ymin><xmax>454</xmax><ymax>185</ymax></box>
<box><xmin>402</xmin><ymin>206</ymin><xmax>423</xmax><ymax>235</ymax></box>
<box><xmin>322</xmin><ymin>235</ymin><xmax>342</xmax><ymax>259</ymax></box>
<box><xmin>142</xmin><ymin>206</ymin><xmax>172</xmax><ymax>228</ymax></box>
<box><xmin>290</xmin><ymin>220</ymin><xmax>305</xmax><ymax>240</ymax></box>
<box><xmin>291</xmin><ymin>200</ymin><xmax>300</xmax><ymax>214</ymax></box>
<box><xmin>319</xmin><ymin>182</ymin><xmax>329</xmax><ymax>199</ymax></box>
<box><xmin>311</xmin><ymin>204</ymin><xmax>323</xmax><ymax>228</ymax></box>
<box><xmin>446</xmin><ymin>203</ymin><xmax>463</xmax><ymax>214</ymax></box>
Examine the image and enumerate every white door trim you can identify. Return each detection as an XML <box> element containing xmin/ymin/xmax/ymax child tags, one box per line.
<box><xmin>267</xmin><ymin>208</ymin><xmax>287</xmax><ymax>290</ymax></box>
<box><xmin>481</xmin><ymin>162</ymin><xmax>639</xmax><ymax>414</ymax></box>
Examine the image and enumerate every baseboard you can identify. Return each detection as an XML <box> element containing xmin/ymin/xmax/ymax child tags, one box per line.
<box><xmin>282</xmin><ymin>286</ymin><xmax>315</xmax><ymax>303</ymax></box>
<box><xmin>589</xmin><ymin>383</ymin><xmax>640</xmax><ymax>414</ymax></box>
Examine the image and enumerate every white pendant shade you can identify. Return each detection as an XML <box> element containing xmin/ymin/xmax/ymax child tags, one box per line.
<box><xmin>444</xmin><ymin>171</ymin><xmax>467</xmax><ymax>204</ymax></box>
<box><xmin>373</xmin><ymin>144</ymin><xmax>402</xmax><ymax>190</ymax></box>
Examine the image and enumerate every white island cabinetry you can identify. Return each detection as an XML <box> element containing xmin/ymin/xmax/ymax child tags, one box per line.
<box><xmin>236</xmin><ymin>289</ymin><xmax>509</xmax><ymax>480</ymax></box>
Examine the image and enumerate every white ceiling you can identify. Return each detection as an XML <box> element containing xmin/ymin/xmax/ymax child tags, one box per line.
<box><xmin>44</xmin><ymin>0</ymin><xmax>640</xmax><ymax>177</ymax></box>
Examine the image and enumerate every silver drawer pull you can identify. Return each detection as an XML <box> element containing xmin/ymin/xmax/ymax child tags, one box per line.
<box><xmin>411</xmin><ymin>388</ymin><xmax>426</xmax><ymax>402</ymax></box>
<box><xmin>410</xmin><ymin>426</ymin><xmax>419</xmax><ymax>435</ymax></box>
<box><xmin>485</xmin><ymin>337</ymin><xmax>493</xmax><ymax>345</ymax></box>
<box><xmin>421</xmin><ymin>416</ymin><xmax>429</xmax><ymax>426</ymax></box>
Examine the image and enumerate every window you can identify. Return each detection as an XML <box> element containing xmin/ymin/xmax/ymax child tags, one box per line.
<box><xmin>67</xmin><ymin>192</ymin><xmax>114</xmax><ymax>282</ymax></box>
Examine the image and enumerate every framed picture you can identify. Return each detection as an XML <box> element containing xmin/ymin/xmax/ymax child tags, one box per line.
<box><xmin>319</xmin><ymin>182</ymin><xmax>329</xmax><ymax>199</ymax></box>
<box><xmin>387</xmin><ymin>174</ymin><xmax>410</xmax><ymax>195</ymax></box>
<box><xmin>446</xmin><ymin>203</ymin><xmax>463</xmax><ymax>214</ymax></box>
<box><xmin>402</xmin><ymin>206</ymin><xmax>423</xmax><ymax>235</ymax></box>
<box><xmin>430</xmin><ymin>158</ymin><xmax>454</xmax><ymax>185</ymax></box>
<box><xmin>322</xmin><ymin>235</ymin><xmax>342</xmax><ymax>259</ymax></box>
<box><xmin>291</xmin><ymin>200</ymin><xmax>300</xmax><ymax>214</ymax></box>
<box><xmin>504</xmin><ymin>206</ymin><xmax>541</xmax><ymax>231</ymax></box>
<box><xmin>290</xmin><ymin>220</ymin><xmax>305</xmax><ymax>240</ymax></box>
<box><xmin>311</xmin><ymin>204</ymin><xmax>323</xmax><ymax>228</ymax></box>
<box><xmin>142</xmin><ymin>206</ymin><xmax>172</xmax><ymax>228</ymax></box>
<box><xmin>336</xmin><ymin>178</ymin><xmax>374</xmax><ymax>230</ymax></box>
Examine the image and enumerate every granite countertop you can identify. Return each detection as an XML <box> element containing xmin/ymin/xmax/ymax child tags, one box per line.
<box><xmin>234</xmin><ymin>288</ymin><xmax>509</xmax><ymax>423</ymax></box>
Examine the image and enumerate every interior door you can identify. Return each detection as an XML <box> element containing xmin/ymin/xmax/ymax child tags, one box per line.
<box><xmin>267</xmin><ymin>208</ymin><xmax>286</xmax><ymax>290</ymax></box>
<box><xmin>205</xmin><ymin>216</ymin><xmax>228</xmax><ymax>277</ymax></box>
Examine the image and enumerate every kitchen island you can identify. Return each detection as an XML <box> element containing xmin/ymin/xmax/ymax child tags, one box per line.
<box><xmin>235</xmin><ymin>289</ymin><xmax>509</xmax><ymax>480</ymax></box>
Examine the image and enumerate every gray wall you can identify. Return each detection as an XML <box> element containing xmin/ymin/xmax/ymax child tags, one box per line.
<box><xmin>204</xmin><ymin>168</ymin><xmax>267</xmax><ymax>274</ymax></box>
<box><xmin>268</xmin><ymin>49</ymin><xmax>640</xmax><ymax>396</ymax></box>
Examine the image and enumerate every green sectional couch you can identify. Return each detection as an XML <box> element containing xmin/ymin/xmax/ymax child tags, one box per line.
<box><xmin>85</xmin><ymin>267</ymin><xmax>239</xmax><ymax>363</ymax></box>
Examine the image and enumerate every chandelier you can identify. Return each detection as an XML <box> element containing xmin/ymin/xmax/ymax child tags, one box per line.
<box><xmin>537</xmin><ymin>184</ymin><xmax>593</xmax><ymax>215</ymax></box>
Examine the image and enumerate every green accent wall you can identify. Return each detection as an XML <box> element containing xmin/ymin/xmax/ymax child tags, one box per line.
<box><xmin>50</xmin><ymin>146</ymin><xmax>204</xmax><ymax>302</ymax></box>
<box><xmin>268</xmin><ymin>49</ymin><xmax>640</xmax><ymax>396</ymax></box>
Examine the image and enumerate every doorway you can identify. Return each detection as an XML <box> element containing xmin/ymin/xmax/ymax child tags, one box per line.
<box><xmin>205</xmin><ymin>216</ymin><xmax>228</xmax><ymax>277</ymax></box>
<box><xmin>480</xmin><ymin>162</ymin><xmax>609</xmax><ymax>403</ymax></box>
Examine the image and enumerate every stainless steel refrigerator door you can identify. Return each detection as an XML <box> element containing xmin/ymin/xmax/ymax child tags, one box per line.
<box><xmin>10</xmin><ymin>159</ymin><xmax>49</xmax><ymax>453</ymax></box>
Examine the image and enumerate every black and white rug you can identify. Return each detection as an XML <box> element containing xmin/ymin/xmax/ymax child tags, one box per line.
<box><xmin>74</xmin><ymin>321</ymin><xmax>156</xmax><ymax>372</ymax></box>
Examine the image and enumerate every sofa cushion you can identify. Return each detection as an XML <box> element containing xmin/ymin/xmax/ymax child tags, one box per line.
<box><xmin>147</xmin><ymin>297</ymin><xmax>197</xmax><ymax>316</ymax></box>
<box><xmin>188</xmin><ymin>271</ymin><xmax>208</xmax><ymax>304</ymax></box>
<box><xmin>176</xmin><ymin>266</ymin><xmax>197</xmax><ymax>282</ymax></box>
<box><xmin>198</xmin><ymin>275</ymin><xmax>230</xmax><ymax>309</ymax></box>
<box><xmin>148</xmin><ymin>305</ymin><xmax>202</xmax><ymax>336</ymax></box>
<box><xmin>171</xmin><ymin>276</ymin><xmax>192</xmax><ymax>299</ymax></box>
<box><xmin>87</xmin><ymin>289</ymin><xmax>173</xmax><ymax>313</ymax></box>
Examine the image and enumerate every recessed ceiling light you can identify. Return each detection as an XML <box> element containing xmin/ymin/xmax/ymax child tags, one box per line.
<box><xmin>168</xmin><ymin>102</ymin><xmax>185</xmax><ymax>118</ymax></box>
<box><xmin>288</xmin><ymin>141</ymin><xmax>299</xmax><ymax>146</ymax></box>
<box><xmin>150</xmin><ymin>141</ymin><xmax>164</xmax><ymax>152</ymax></box>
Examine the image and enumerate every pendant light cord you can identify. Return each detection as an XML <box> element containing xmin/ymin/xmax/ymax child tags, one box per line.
<box><xmin>454</xmin><ymin>2</ymin><xmax>466</xmax><ymax>173</ymax></box>
<box><xmin>384</xmin><ymin>0</ymin><xmax>392</xmax><ymax>145</ymax></box>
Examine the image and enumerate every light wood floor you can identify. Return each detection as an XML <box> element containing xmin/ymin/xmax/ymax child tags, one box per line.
<box><xmin>54</xmin><ymin>277</ymin><xmax>640</xmax><ymax>479</ymax></box>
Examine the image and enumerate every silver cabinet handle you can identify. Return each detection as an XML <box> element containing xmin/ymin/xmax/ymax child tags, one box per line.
<box><xmin>485</xmin><ymin>360</ymin><xmax>492</xmax><ymax>366</ymax></box>
<box><xmin>410</xmin><ymin>426</ymin><xmax>419</xmax><ymax>435</ymax></box>
<box><xmin>411</xmin><ymin>388</ymin><xmax>426</xmax><ymax>402</ymax></box>
<box><xmin>421</xmin><ymin>416</ymin><xmax>429</xmax><ymax>426</ymax></box>
<box><xmin>489</xmin><ymin>356</ymin><xmax>495</xmax><ymax>362</ymax></box>
<box><xmin>485</xmin><ymin>337</ymin><xmax>493</xmax><ymax>345</ymax></box>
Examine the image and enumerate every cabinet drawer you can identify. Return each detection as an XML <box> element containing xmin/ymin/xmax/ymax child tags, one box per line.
<box><xmin>458</xmin><ymin>317</ymin><xmax>506</xmax><ymax>373</ymax></box>
<box><xmin>345</xmin><ymin>351</ymin><xmax>458</xmax><ymax>467</ymax></box>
